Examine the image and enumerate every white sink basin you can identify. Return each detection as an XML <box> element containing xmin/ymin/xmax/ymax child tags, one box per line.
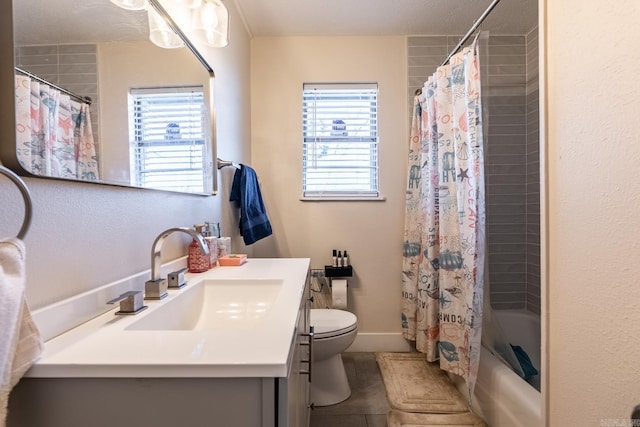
<box><xmin>126</xmin><ymin>279</ymin><xmax>284</xmax><ymax>331</ymax></box>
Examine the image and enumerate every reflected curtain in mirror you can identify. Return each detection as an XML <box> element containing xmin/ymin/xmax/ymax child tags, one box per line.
<box><xmin>14</xmin><ymin>73</ymin><xmax>99</xmax><ymax>181</ymax></box>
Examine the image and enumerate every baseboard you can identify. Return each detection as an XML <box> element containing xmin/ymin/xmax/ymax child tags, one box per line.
<box><xmin>346</xmin><ymin>332</ymin><xmax>411</xmax><ymax>353</ymax></box>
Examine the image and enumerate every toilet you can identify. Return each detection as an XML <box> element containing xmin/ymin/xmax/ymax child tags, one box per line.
<box><xmin>309</xmin><ymin>308</ymin><xmax>358</xmax><ymax>406</ymax></box>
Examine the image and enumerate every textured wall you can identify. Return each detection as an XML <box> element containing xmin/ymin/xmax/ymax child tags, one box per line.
<box><xmin>546</xmin><ymin>0</ymin><xmax>640</xmax><ymax>423</ymax></box>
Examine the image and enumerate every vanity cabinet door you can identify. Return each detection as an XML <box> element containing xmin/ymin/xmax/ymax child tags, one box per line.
<box><xmin>299</xmin><ymin>274</ymin><xmax>312</xmax><ymax>426</ymax></box>
<box><xmin>278</xmin><ymin>273</ymin><xmax>311</xmax><ymax>427</ymax></box>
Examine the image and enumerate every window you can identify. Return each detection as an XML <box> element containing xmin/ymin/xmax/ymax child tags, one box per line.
<box><xmin>302</xmin><ymin>83</ymin><xmax>379</xmax><ymax>199</ymax></box>
<box><xmin>129</xmin><ymin>86</ymin><xmax>209</xmax><ymax>193</ymax></box>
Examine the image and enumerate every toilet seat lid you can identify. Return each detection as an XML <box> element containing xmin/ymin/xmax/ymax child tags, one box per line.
<box><xmin>310</xmin><ymin>309</ymin><xmax>357</xmax><ymax>338</ymax></box>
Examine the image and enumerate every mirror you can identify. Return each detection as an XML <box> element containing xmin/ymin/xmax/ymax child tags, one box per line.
<box><xmin>0</xmin><ymin>0</ymin><xmax>216</xmax><ymax>195</ymax></box>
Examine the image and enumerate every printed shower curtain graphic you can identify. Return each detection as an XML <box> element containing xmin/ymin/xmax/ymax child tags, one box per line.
<box><xmin>14</xmin><ymin>75</ymin><xmax>99</xmax><ymax>181</ymax></box>
<box><xmin>402</xmin><ymin>39</ymin><xmax>485</xmax><ymax>401</ymax></box>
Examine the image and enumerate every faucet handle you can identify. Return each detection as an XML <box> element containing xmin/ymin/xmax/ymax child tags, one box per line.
<box><xmin>107</xmin><ymin>291</ymin><xmax>147</xmax><ymax>315</ymax></box>
<box><xmin>145</xmin><ymin>278</ymin><xmax>168</xmax><ymax>300</ymax></box>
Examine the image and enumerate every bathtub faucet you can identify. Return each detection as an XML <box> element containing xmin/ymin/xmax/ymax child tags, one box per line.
<box><xmin>144</xmin><ymin>227</ymin><xmax>209</xmax><ymax>300</ymax></box>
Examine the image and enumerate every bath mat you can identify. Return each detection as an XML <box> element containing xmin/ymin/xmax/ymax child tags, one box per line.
<box><xmin>387</xmin><ymin>409</ymin><xmax>488</xmax><ymax>427</ymax></box>
<box><xmin>376</xmin><ymin>352</ymin><xmax>468</xmax><ymax>413</ymax></box>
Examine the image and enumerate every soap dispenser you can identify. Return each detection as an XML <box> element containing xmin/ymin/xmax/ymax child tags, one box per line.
<box><xmin>188</xmin><ymin>224</ymin><xmax>210</xmax><ymax>273</ymax></box>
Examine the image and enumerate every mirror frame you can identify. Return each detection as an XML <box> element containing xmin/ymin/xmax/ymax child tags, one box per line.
<box><xmin>0</xmin><ymin>0</ymin><xmax>218</xmax><ymax>195</ymax></box>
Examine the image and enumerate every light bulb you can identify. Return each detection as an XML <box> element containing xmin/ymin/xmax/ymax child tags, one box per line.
<box><xmin>199</xmin><ymin>1</ymin><xmax>218</xmax><ymax>29</ymax></box>
<box><xmin>193</xmin><ymin>0</ymin><xmax>229</xmax><ymax>47</ymax></box>
<box><xmin>173</xmin><ymin>0</ymin><xmax>203</xmax><ymax>8</ymax></box>
<box><xmin>110</xmin><ymin>0</ymin><xmax>148</xmax><ymax>11</ymax></box>
<box><xmin>147</xmin><ymin>7</ymin><xmax>185</xmax><ymax>49</ymax></box>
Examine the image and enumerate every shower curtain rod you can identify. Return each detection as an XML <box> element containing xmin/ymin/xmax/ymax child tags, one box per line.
<box><xmin>440</xmin><ymin>0</ymin><xmax>501</xmax><ymax>67</ymax></box>
<box><xmin>15</xmin><ymin>66</ymin><xmax>92</xmax><ymax>105</ymax></box>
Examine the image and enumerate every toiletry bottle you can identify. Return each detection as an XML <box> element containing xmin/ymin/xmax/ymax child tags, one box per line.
<box><xmin>332</xmin><ymin>249</ymin><xmax>338</xmax><ymax>267</ymax></box>
<box><xmin>205</xmin><ymin>221</ymin><xmax>221</xmax><ymax>238</ymax></box>
<box><xmin>205</xmin><ymin>236</ymin><xmax>218</xmax><ymax>268</ymax></box>
<box><xmin>188</xmin><ymin>224</ymin><xmax>210</xmax><ymax>273</ymax></box>
<box><xmin>210</xmin><ymin>222</ymin><xmax>221</xmax><ymax>238</ymax></box>
<box><xmin>217</xmin><ymin>237</ymin><xmax>231</xmax><ymax>258</ymax></box>
<box><xmin>343</xmin><ymin>250</ymin><xmax>349</xmax><ymax>267</ymax></box>
<box><xmin>204</xmin><ymin>222</ymin><xmax>218</xmax><ymax>268</ymax></box>
<box><xmin>337</xmin><ymin>251</ymin><xmax>343</xmax><ymax>267</ymax></box>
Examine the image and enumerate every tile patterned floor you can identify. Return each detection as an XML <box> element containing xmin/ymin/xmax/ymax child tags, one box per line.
<box><xmin>310</xmin><ymin>352</ymin><xmax>390</xmax><ymax>427</ymax></box>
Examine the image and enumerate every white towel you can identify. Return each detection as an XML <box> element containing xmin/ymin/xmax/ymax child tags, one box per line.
<box><xmin>0</xmin><ymin>239</ymin><xmax>42</xmax><ymax>426</ymax></box>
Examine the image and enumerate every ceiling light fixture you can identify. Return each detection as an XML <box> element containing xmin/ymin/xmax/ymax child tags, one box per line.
<box><xmin>192</xmin><ymin>0</ymin><xmax>229</xmax><ymax>48</ymax></box>
<box><xmin>109</xmin><ymin>0</ymin><xmax>148</xmax><ymax>11</ymax></box>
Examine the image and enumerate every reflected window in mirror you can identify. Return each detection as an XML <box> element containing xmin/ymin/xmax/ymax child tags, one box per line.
<box><xmin>129</xmin><ymin>86</ymin><xmax>208</xmax><ymax>193</ymax></box>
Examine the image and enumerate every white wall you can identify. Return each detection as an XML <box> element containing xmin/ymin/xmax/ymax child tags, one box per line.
<box><xmin>0</xmin><ymin>0</ymin><xmax>252</xmax><ymax>309</ymax></box>
<box><xmin>545</xmin><ymin>0</ymin><xmax>640</xmax><ymax>424</ymax></box>
<box><xmin>250</xmin><ymin>37</ymin><xmax>407</xmax><ymax>334</ymax></box>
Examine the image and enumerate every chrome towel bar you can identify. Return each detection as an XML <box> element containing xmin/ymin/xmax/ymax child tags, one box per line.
<box><xmin>217</xmin><ymin>158</ymin><xmax>238</xmax><ymax>170</ymax></box>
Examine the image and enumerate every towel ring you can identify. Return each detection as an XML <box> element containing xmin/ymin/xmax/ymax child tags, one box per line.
<box><xmin>0</xmin><ymin>166</ymin><xmax>33</xmax><ymax>240</ymax></box>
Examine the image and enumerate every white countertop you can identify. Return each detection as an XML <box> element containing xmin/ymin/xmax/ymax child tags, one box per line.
<box><xmin>27</xmin><ymin>258</ymin><xmax>310</xmax><ymax>379</ymax></box>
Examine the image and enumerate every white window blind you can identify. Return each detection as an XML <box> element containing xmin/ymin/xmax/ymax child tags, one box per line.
<box><xmin>302</xmin><ymin>83</ymin><xmax>379</xmax><ymax>198</ymax></box>
<box><xmin>129</xmin><ymin>86</ymin><xmax>208</xmax><ymax>193</ymax></box>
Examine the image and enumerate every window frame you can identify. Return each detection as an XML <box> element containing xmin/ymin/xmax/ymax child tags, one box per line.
<box><xmin>128</xmin><ymin>85</ymin><xmax>210</xmax><ymax>194</ymax></box>
<box><xmin>301</xmin><ymin>82</ymin><xmax>384</xmax><ymax>201</ymax></box>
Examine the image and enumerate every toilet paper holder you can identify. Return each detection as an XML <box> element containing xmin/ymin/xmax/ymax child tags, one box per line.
<box><xmin>324</xmin><ymin>265</ymin><xmax>353</xmax><ymax>278</ymax></box>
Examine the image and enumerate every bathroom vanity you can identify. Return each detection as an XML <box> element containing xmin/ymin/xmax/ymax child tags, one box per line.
<box><xmin>7</xmin><ymin>258</ymin><xmax>312</xmax><ymax>427</ymax></box>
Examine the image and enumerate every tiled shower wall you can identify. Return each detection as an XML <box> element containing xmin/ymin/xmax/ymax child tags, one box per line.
<box><xmin>526</xmin><ymin>26</ymin><xmax>540</xmax><ymax>315</ymax></box>
<box><xmin>15</xmin><ymin>44</ymin><xmax>100</xmax><ymax>147</ymax></box>
<box><xmin>407</xmin><ymin>31</ymin><xmax>539</xmax><ymax>312</ymax></box>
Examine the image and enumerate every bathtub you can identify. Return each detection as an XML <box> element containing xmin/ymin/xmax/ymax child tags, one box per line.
<box><xmin>451</xmin><ymin>309</ymin><xmax>542</xmax><ymax>427</ymax></box>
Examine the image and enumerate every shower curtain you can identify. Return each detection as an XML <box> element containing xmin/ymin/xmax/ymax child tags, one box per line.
<box><xmin>401</xmin><ymin>38</ymin><xmax>485</xmax><ymax>401</ymax></box>
<box><xmin>15</xmin><ymin>75</ymin><xmax>99</xmax><ymax>181</ymax></box>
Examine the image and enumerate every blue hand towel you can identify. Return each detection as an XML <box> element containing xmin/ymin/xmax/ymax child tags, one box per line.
<box><xmin>230</xmin><ymin>164</ymin><xmax>273</xmax><ymax>245</ymax></box>
<box><xmin>510</xmin><ymin>344</ymin><xmax>538</xmax><ymax>380</ymax></box>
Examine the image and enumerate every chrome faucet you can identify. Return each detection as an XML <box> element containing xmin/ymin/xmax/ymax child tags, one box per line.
<box><xmin>145</xmin><ymin>227</ymin><xmax>209</xmax><ymax>300</ymax></box>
